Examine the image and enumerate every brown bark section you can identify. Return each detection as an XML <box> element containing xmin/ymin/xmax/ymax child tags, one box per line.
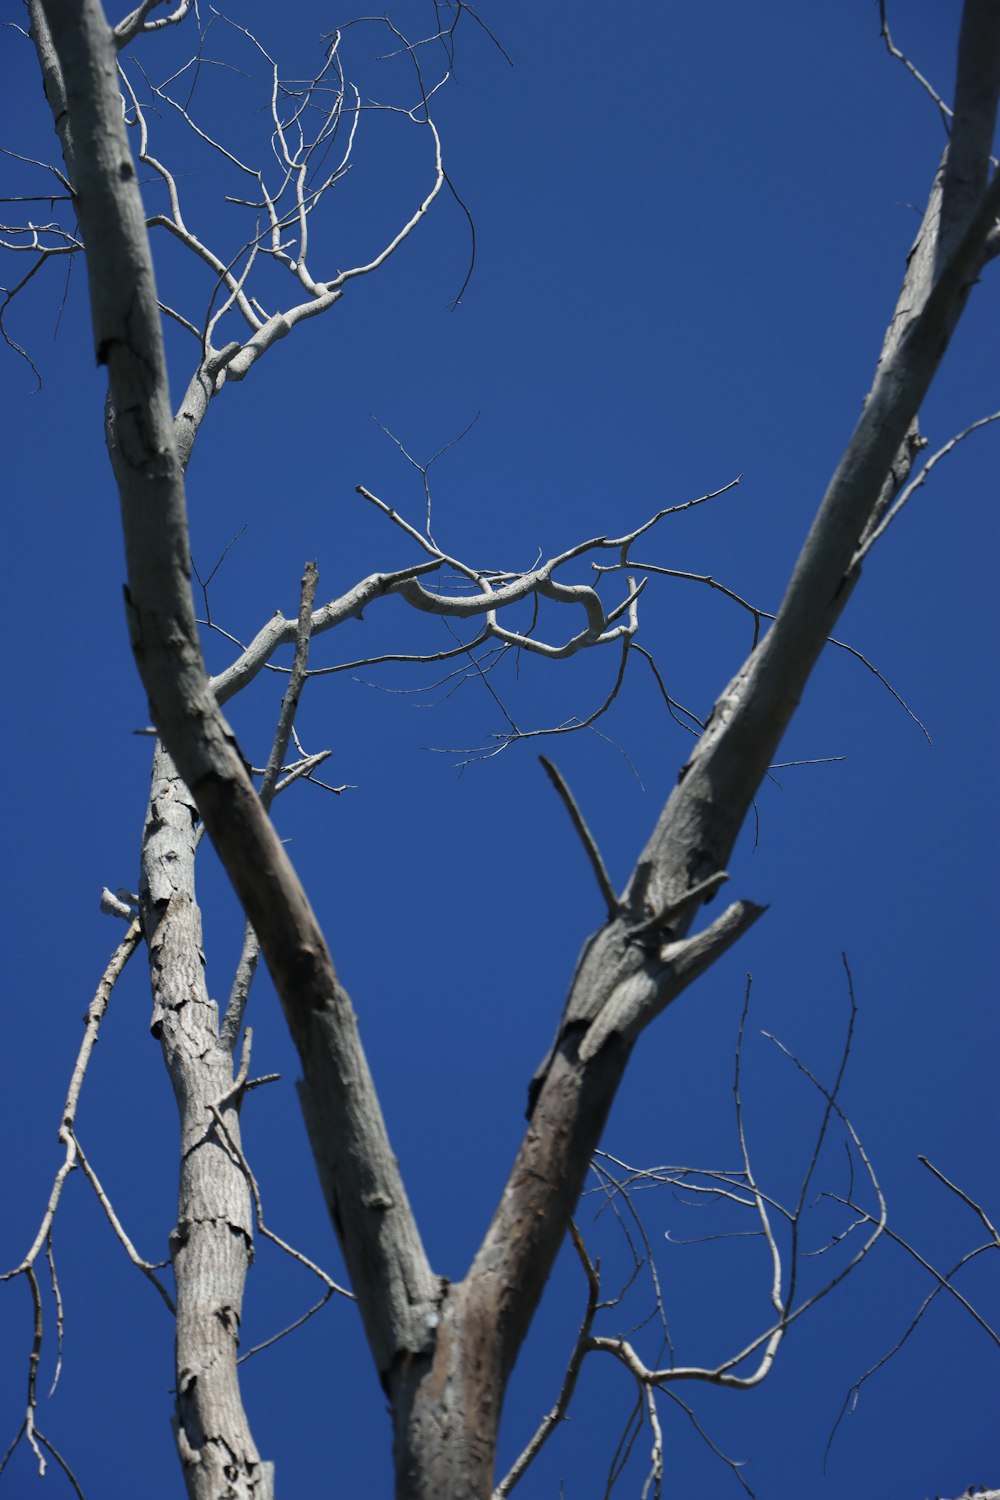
<box><xmin>389</xmin><ymin>1038</ymin><xmax>628</xmax><ymax>1495</ymax></box>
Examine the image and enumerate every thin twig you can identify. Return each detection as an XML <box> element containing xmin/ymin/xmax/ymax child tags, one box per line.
<box><xmin>493</xmin><ymin>1222</ymin><xmax>600</xmax><ymax>1496</ymax></box>
<box><xmin>207</xmin><ymin>1100</ymin><xmax>354</xmax><ymax>1365</ymax></box>
<box><xmin>221</xmin><ymin>561</ymin><xmax>319</xmax><ymax>1050</ymax></box>
<box><xmin>853</xmin><ymin>409</ymin><xmax>1000</xmax><ymax>565</ymax></box>
<box><xmin>878</xmin><ymin>0</ymin><xmax>954</xmax><ymax>132</ymax></box>
<box><xmin>539</xmin><ymin>756</ymin><xmax>618</xmax><ymax>918</ymax></box>
<box><xmin>918</xmin><ymin>1156</ymin><xmax>1000</xmax><ymax>1243</ymax></box>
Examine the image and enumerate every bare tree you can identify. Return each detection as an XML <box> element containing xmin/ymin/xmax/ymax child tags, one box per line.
<box><xmin>2</xmin><ymin>1</ymin><xmax>998</xmax><ymax>1496</ymax></box>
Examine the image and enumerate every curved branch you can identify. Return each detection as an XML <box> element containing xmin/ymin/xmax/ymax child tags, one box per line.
<box><xmin>113</xmin><ymin>0</ymin><xmax>191</xmax><ymax>48</ymax></box>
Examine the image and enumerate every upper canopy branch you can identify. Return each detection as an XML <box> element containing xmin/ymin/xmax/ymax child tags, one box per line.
<box><xmin>137</xmin><ymin>15</ymin><xmax>448</xmax><ymax>462</ymax></box>
<box><xmin>356</xmin><ymin>477</ymin><xmax>739</xmax><ymax>653</ymax></box>
<box><xmin>209</xmin><ymin>479</ymin><xmax>740</xmax><ymax>707</ymax></box>
<box><xmin>19</xmin><ymin>5</ymin><xmax>452</xmax><ymax>468</ymax></box>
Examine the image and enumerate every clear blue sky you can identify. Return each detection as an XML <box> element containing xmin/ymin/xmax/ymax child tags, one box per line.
<box><xmin>2</xmin><ymin>3</ymin><xmax>997</xmax><ymax>1496</ymax></box>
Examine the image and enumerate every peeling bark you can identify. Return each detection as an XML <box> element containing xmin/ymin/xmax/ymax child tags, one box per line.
<box><xmin>141</xmin><ymin>746</ymin><xmax>273</xmax><ymax>1499</ymax></box>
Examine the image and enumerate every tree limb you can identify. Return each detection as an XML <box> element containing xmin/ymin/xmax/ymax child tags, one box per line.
<box><xmin>409</xmin><ymin>9</ymin><xmax>1000</xmax><ymax>1472</ymax></box>
<box><xmin>538</xmin><ymin>756</ymin><xmax>618</xmax><ymax>919</ymax></box>
<box><xmin>37</xmin><ymin>0</ymin><xmax>441</xmax><ymax>1386</ymax></box>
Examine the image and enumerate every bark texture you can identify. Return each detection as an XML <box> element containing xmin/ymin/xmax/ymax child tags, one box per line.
<box><xmin>141</xmin><ymin>747</ymin><xmax>273</xmax><ymax>1500</ymax></box>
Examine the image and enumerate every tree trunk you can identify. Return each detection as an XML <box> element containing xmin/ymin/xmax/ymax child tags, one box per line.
<box><xmin>389</xmin><ymin>1283</ymin><xmax>500</xmax><ymax>1500</ymax></box>
<box><xmin>141</xmin><ymin>745</ymin><xmax>274</xmax><ymax>1499</ymax></box>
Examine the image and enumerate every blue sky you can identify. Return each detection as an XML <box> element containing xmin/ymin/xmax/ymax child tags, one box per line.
<box><xmin>2</xmin><ymin>2</ymin><xmax>997</xmax><ymax>1496</ymax></box>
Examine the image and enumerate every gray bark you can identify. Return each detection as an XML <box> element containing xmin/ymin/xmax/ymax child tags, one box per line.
<box><xmin>29</xmin><ymin>3</ymin><xmax>276</xmax><ymax>1490</ymax></box>
<box><xmin>141</xmin><ymin>746</ymin><xmax>273</xmax><ymax>1500</ymax></box>
<box><xmin>33</xmin><ymin>0</ymin><xmax>1000</xmax><ymax>1495</ymax></box>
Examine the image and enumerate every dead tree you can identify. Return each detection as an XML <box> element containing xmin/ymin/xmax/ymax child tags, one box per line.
<box><xmin>3</xmin><ymin>0</ymin><xmax>997</xmax><ymax>1495</ymax></box>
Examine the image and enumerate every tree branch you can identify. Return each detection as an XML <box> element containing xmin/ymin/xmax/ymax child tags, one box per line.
<box><xmin>538</xmin><ymin>756</ymin><xmax>618</xmax><ymax>919</ymax></box>
<box><xmin>420</xmin><ymin>0</ymin><xmax>1000</xmax><ymax>1452</ymax></box>
<box><xmin>38</xmin><ymin>0</ymin><xmax>440</xmax><ymax>1388</ymax></box>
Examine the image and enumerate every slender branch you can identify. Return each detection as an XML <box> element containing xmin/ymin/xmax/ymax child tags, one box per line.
<box><xmin>492</xmin><ymin>1223</ymin><xmax>600</xmax><ymax>1497</ymax></box>
<box><xmin>827</xmin><ymin>1196</ymin><xmax>999</xmax><ymax>1344</ymax></box>
<box><xmin>0</xmin><ymin>921</ymin><xmax>153</xmax><ymax>1487</ymax></box>
<box><xmin>208</xmin><ymin>1090</ymin><xmax>354</xmax><ymax>1320</ymax></box>
<box><xmin>539</xmin><ymin>756</ymin><xmax>618</xmax><ymax>919</ymax></box>
<box><xmin>598</xmin><ymin>560</ymin><xmax>933</xmax><ymax>741</ymax></box>
<box><xmin>221</xmin><ymin>561</ymin><xmax>320</xmax><ymax>1050</ymax></box>
<box><xmin>878</xmin><ymin>0</ymin><xmax>955</xmax><ymax>131</ymax></box>
<box><xmin>824</xmin><ymin>1202</ymin><xmax>999</xmax><ymax>1469</ymax></box>
<box><xmin>853</xmin><ymin>408</ymin><xmax>1000</xmax><ymax>563</ymax></box>
<box><xmin>919</xmin><ymin>1155</ymin><xmax>1000</xmax><ymax>1242</ymax></box>
<box><xmin>1</xmin><ymin>922</ymin><xmax>143</xmax><ymax>1280</ymax></box>
<box><xmin>733</xmin><ymin>978</ymin><xmax>783</xmax><ymax>1319</ymax></box>
<box><xmin>73</xmin><ymin>1141</ymin><xmax>175</xmax><ymax>1312</ymax></box>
